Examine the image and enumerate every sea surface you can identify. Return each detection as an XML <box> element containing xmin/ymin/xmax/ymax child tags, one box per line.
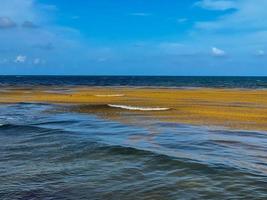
<box><xmin>1</xmin><ymin>75</ymin><xmax>267</xmax><ymax>88</ymax></box>
<box><xmin>1</xmin><ymin>76</ymin><xmax>267</xmax><ymax>199</ymax></box>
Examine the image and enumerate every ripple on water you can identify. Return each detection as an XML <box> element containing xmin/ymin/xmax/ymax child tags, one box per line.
<box><xmin>0</xmin><ymin>103</ymin><xmax>267</xmax><ymax>199</ymax></box>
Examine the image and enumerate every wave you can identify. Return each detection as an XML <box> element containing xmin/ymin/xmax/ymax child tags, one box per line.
<box><xmin>107</xmin><ymin>104</ymin><xmax>170</xmax><ymax>111</ymax></box>
<box><xmin>95</xmin><ymin>94</ymin><xmax>125</xmax><ymax>97</ymax></box>
<box><xmin>60</xmin><ymin>142</ymin><xmax>248</xmax><ymax>176</ymax></box>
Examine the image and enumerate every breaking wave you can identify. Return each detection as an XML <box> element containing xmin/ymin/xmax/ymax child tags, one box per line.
<box><xmin>107</xmin><ymin>104</ymin><xmax>170</xmax><ymax>111</ymax></box>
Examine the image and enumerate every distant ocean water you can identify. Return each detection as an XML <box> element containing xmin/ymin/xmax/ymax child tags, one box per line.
<box><xmin>1</xmin><ymin>75</ymin><xmax>267</xmax><ymax>88</ymax></box>
<box><xmin>1</xmin><ymin>76</ymin><xmax>267</xmax><ymax>199</ymax></box>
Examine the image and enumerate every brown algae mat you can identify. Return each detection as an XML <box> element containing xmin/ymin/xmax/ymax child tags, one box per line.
<box><xmin>0</xmin><ymin>86</ymin><xmax>267</xmax><ymax>131</ymax></box>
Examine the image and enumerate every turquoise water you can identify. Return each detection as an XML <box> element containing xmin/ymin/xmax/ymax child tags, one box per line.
<box><xmin>1</xmin><ymin>103</ymin><xmax>267</xmax><ymax>199</ymax></box>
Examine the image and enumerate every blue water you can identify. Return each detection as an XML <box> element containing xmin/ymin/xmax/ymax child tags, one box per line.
<box><xmin>1</xmin><ymin>103</ymin><xmax>267</xmax><ymax>199</ymax></box>
<box><xmin>1</xmin><ymin>76</ymin><xmax>267</xmax><ymax>88</ymax></box>
<box><xmin>1</xmin><ymin>76</ymin><xmax>267</xmax><ymax>199</ymax></box>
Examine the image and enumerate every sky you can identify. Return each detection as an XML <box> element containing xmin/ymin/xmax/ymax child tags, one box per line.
<box><xmin>0</xmin><ymin>0</ymin><xmax>267</xmax><ymax>75</ymax></box>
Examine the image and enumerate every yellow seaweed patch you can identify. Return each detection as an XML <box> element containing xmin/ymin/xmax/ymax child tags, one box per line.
<box><xmin>1</xmin><ymin>86</ymin><xmax>267</xmax><ymax>131</ymax></box>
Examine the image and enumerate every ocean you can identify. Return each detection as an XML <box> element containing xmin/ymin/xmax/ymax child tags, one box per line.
<box><xmin>1</xmin><ymin>76</ymin><xmax>267</xmax><ymax>199</ymax></box>
<box><xmin>1</xmin><ymin>75</ymin><xmax>267</xmax><ymax>88</ymax></box>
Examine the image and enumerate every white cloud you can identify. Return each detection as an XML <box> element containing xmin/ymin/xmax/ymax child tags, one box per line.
<box><xmin>14</xmin><ymin>55</ymin><xmax>27</xmax><ymax>63</ymax></box>
<box><xmin>211</xmin><ymin>47</ymin><xmax>226</xmax><ymax>56</ymax></box>
<box><xmin>195</xmin><ymin>0</ymin><xmax>237</xmax><ymax>11</ymax></box>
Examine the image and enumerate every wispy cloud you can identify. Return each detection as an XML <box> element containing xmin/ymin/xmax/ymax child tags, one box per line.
<box><xmin>195</xmin><ymin>0</ymin><xmax>237</xmax><ymax>11</ymax></box>
<box><xmin>33</xmin><ymin>42</ymin><xmax>54</xmax><ymax>51</ymax></box>
<box><xmin>211</xmin><ymin>47</ymin><xmax>226</xmax><ymax>56</ymax></box>
<box><xmin>22</xmin><ymin>20</ymin><xmax>38</xmax><ymax>28</ymax></box>
<box><xmin>33</xmin><ymin>58</ymin><xmax>40</xmax><ymax>64</ymax></box>
<box><xmin>177</xmin><ymin>18</ymin><xmax>188</xmax><ymax>23</ymax></box>
<box><xmin>256</xmin><ymin>50</ymin><xmax>265</xmax><ymax>56</ymax></box>
<box><xmin>0</xmin><ymin>58</ymin><xmax>8</xmax><ymax>64</ymax></box>
<box><xmin>39</xmin><ymin>4</ymin><xmax>58</xmax><ymax>11</ymax></box>
<box><xmin>0</xmin><ymin>17</ymin><xmax>16</xmax><ymax>29</ymax></box>
<box><xmin>0</xmin><ymin>0</ymin><xmax>86</xmax><ymax>70</ymax></box>
<box><xmin>33</xmin><ymin>58</ymin><xmax>45</xmax><ymax>65</ymax></box>
<box><xmin>195</xmin><ymin>0</ymin><xmax>267</xmax><ymax>31</ymax></box>
<box><xmin>0</xmin><ymin>0</ymin><xmax>38</xmax><ymax>23</ymax></box>
<box><xmin>129</xmin><ymin>13</ymin><xmax>152</xmax><ymax>17</ymax></box>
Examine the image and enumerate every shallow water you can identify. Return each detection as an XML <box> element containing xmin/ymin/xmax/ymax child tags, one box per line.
<box><xmin>1</xmin><ymin>103</ymin><xmax>267</xmax><ymax>199</ymax></box>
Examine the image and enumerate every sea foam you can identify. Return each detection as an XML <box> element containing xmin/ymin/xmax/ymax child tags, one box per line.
<box><xmin>107</xmin><ymin>104</ymin><xmax>170</xmax><ymax>111</ymax></box>
<box><xmin>95</xmin><ymin>94</ymin><xmax>125</xmax><ymax>97</ymax></box>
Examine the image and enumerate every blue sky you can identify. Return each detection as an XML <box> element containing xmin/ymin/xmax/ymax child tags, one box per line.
<box><xmin>0</xmin><ymin>0</ymin><xmax>267</xmax><ymax>75</ymax></box>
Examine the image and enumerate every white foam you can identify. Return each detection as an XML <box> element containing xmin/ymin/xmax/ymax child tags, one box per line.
<box><xmin>108</xmin><ymin>104</ymin><xmax>170</xmax><ymax>111</ymax></box>
<box><xmin>95</xmin><ymin>94</ymin><xmax>125</xmax><ymax>97</ymax></box>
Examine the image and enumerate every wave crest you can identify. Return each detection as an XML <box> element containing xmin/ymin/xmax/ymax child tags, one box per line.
<box><xmin>95</xmin><ymin>94</ymin><xmax>125</xmax><ymax>97</ymax></box>
<box><xmin>107</xmin><ymin>104</ymin><xmax>170</xmax><ymax>111</ymax></box>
